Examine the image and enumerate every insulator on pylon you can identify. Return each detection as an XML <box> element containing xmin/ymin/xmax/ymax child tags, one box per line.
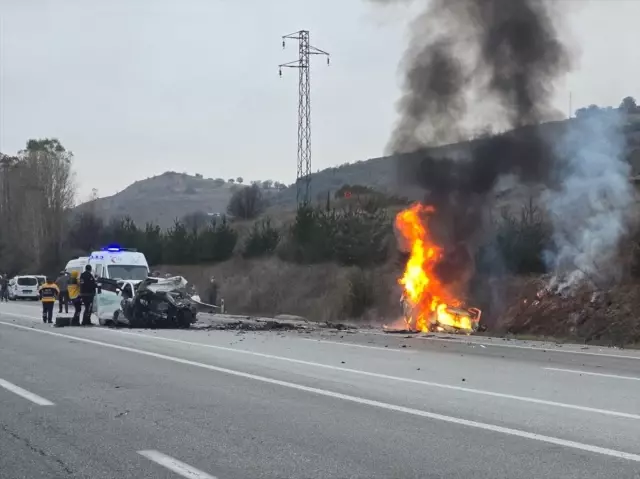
<box><xmin>279</xmin><ymin>68</ymin><xmax>282</xmax><ymax>77</ymax></box>
<box><xmin>282</xmin><ymin>40</ymin><xmax>285</xmax><ymax>49</ymax></box>
<box><xmin>327</xmin><ymin>57</ymin><xmax>330</xmax><ymax>66</ymax></box>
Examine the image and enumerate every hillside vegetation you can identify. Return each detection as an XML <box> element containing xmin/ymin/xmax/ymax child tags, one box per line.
<box><xmin>77</xmin><ymin>114</ymin><xmax>640</xmax><ymax>228</ymax></box>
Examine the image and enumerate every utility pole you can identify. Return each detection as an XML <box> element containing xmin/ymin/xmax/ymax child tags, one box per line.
<box><xmin>279</xmin><ymin>30</ymin><xmax>330</xmax><ymax>206</ymax></box>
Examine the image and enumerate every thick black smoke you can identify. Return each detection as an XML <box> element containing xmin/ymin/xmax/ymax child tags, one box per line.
<box><xmin>375</xmin><ymin>0</ymin><xmax>571</xmax><ymax>291</ymax></box>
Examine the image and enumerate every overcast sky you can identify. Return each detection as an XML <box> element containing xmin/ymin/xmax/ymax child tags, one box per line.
<box><xmin>1</xmin><ymin>0</ymin><xmax>638</xmax><ymax>202</ymax></box>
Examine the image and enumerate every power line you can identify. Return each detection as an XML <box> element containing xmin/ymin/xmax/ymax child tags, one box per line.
<box><xmin>279</xmin><ymin>30</ymin><xmax>330</xmax><ymax>206</ymax></box>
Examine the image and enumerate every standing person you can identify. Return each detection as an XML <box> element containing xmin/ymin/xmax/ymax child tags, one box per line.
<box><xmin>0</xmin><ymin>274</ymin><xmax>8</xmax><ymax>302</ymax></box>
<box><xmin>79</xmin><ymin>264</ymin><xmax>97</xmax><ymax>326</ymax></box>
<box><xmin>68</xmin><ymin>270</ymin><xmax>82</xmax><ymax>326</ymax></box>
<box><xmin>207</xmin><ymin>276</ymin><xmax>218</xmax><ymax>309</ymax></box>
<box><xmin>55</xmin><ymin>271</ymin><xmax>69</xmax><ymax>314</ymax></box>
<box><xmin>38</xmin><ymin>277</ymin><xmax>59</xmax><ymax>323</ymax></box>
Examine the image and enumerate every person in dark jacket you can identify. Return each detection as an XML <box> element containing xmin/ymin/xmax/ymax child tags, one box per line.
<box><xmin>0</xmin><ymin>274</ymin><xmax>8</xmax><ymax>302</ymax></box>
<box><xmin>55</xmin><ymin>271</ymin><xmax>69</xmax><ymax>313</ymax></box>
<box><xmin>207</xmin><ymin>276</ymin><xmax>218</xmax><ymax>307</ymax></box>
<box><xmin>39</xmin><ymin>277</ymin><xmax>59</xmax><ymax>323</ymax></box>
<box><xmin>79</xmin><ymin>265</ymin><xmax>97</xmax><ymax>326</ymax></box>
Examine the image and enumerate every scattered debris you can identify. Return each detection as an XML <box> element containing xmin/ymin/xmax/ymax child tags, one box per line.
<box><xmin>205</xmin><ymin>320</ymin><xmax>309</xmax><ymax>331</ymax></box>
<box><xmin>383</xmin><ymin>328</ymin><xmax>417</xmax><ymax>334</ymax></box>
<box><xmin>323</xmin><ymin>322</ymin><xmax>358</xmax><ymax>330</ymax></box>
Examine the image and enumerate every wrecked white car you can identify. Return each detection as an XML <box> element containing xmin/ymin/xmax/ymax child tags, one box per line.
<box><xmin>97</xmin><ymin>276</ymin><xmax>203</xmax><ymax>328</ymax></box>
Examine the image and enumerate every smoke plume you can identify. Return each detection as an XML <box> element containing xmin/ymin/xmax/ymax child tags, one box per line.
<box><xmin>373</xmin><ymin>0</ymin><xmax>572</xmax><ymax>292</ymax></box>
<box><xmin>543</xmin><ymin>112</ymin><xmax>633</xmax><ymax>292</ymax></box>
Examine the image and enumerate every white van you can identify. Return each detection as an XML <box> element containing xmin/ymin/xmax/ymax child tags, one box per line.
<box><xmin>64</xmin><ymin>256</ymin><xmax>89</xmax><ymax>276</ymax></box>
<box><xmin>88</xmin><ymin>246</ymin><xmax>149</xmax><ymax>282</ymax></box>
<box><xmin>9</xmin><ymin>275</ymin><xmax>40</xmax><ymax>300</ymax></box>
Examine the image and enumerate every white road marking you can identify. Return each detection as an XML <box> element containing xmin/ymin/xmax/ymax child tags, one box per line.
<box><xmin>300</xmin><ymin>337</ymin><xmax>412</xmax><ymax>352</ymax></box>
<box><xmin>95</xmin><ymin>328</ymin><xmax>640</xmax><ymax>421</ymax></box>
<box><xmin>2</xmin><ymin>315</ymin><xmax>638</xmax><ymax>421</ymax></box>
<box><xmin>545</xmin><ymin>367</ymin><xmax>640</xmax><ymax>382</ymax></box>
<box><xmin>138</xmin><ymin>450</ymin><xmax>217</xmax><ymax>479</ymax></box>
<box><xmin>0</xmin><ymin>378</ymin><xmax>54</xmax><ymax>406</ymax></box>
<box><xmin>1</xmin><ymin>321</ymin><xmax>640</xmax><ymax>463</ymax></box>
<box><xmin>410</xmin><ymin>334</ymin><xmax>640</xmax><ymax>360</ymax></box>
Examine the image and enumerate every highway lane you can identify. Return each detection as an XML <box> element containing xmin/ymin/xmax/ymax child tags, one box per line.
<box><xmin>1</xmin><ymin>303</ymin><xmax>639</xmax><ymax>478</ymax></box>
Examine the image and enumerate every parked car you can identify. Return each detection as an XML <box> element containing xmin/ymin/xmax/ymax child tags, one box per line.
<box><xmin>9</xmin><ymin>275</ymin><xmax>40</xmax><ymax>300</ymax></box>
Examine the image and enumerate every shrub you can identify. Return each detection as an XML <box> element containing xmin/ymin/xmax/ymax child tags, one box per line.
<box><xmin>332</xmin><ymin>207</ymin><xmax>390</xmax><ymax>266</ymax></box>
<box><xmin>282</xmin><ymin>204</ymin><xmax>391</xmax><ymax>267</ymax></box>
<box><xmin>243</xmin><ymin>218</ymin><xmax>280</xmax><ymax>258</ymax></box>
<box><xmin>342</xmin><ymin>268</ymin><xmax>375</xmax><ymax>318</ymax></box>
<box><xmin>163</xmin><ymin>220</ymin><xmax>197</xmax><ymax>264</ymax></box>
<box><xmin>227</xmin><ymin>184</ymin><xmax>266</xmax><ymax>219</ymax></box>
<box><xmin>476</xmin><ymin>200</ymin><xmax>550</xmax><ymax>275</ymax></box>
<box><xmin>198</xmin><ymin>218</ymin><xmax>237</xmax><ymax>263</ymax></box>
<box><xmin>139</xmin><ymin>223</ymin><xmax>164</xmax><ymax>266</ymax></box>
<box><xmin>283</xmin><ymin>205</ymin><xmax>337</xmax><ymax>263</ymax></box>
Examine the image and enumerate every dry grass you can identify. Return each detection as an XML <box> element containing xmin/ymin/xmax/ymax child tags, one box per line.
<box><xmin>157</xmin><ymin>257</ymin><xmax>405</xmax><ymax>324</ymax></box>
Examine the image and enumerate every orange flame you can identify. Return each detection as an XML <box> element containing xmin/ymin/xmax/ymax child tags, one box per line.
<box><xmin>396</xmin><ymin>203</ymin><xmax>474</xmax><ymax>333</ymax></box>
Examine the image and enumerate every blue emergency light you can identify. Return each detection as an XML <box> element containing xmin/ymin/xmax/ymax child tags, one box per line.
<box><xmin>101</xmin><ymin>245</ymin><xmax>137</xmax><ymax>253</ymax></box>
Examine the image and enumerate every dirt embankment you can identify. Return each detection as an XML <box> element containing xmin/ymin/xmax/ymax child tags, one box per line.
<box><xmin>495</xmin><ymin>276</ymin><xmax>640</xmax><ymax>347</ymax></box>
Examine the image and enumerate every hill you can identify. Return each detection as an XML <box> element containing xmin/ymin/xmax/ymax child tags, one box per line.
<box><xmin>77</xmin><ymin>115</ymin><xmax>640</xmax><ymax>228</ymax></box>
<box><xmin>76</xmin><ymin>172</ymin><xmax>238</xmax><ymax>228</ymax></box>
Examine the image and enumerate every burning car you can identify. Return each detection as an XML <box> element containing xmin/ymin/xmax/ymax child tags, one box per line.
<box><xmin>393</xmin><ymin>203</ymin><xmax>482</xmax><ymax>334</ymax></box>
<box><xmin>400</xmin><ymin>290</ymin><xmax>481</xmax><ymax>333</ymax></box>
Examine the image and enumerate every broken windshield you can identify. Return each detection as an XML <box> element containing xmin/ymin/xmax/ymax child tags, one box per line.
<box><xmin>107</xmin><ymin>265</ymin><xmax>148</xmax><ymax>281</ymax></box>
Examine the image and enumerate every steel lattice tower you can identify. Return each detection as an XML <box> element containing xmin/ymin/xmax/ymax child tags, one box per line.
<box><xmin>279</xmin><ymin>30</ymin><xmax>330</xmax><ymax>206</ymax></box>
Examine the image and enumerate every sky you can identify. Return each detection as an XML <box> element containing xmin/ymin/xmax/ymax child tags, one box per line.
<box><xmin>0</xmin><ymin>0</ymin><xmax>639</xmax><ymax>202</ymax></box>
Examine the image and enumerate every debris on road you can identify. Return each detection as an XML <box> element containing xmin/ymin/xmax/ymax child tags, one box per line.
<box><xmin>193</xmin><ymin>315</ymin><xmax>313</xmax><ymax>332</ymax></box>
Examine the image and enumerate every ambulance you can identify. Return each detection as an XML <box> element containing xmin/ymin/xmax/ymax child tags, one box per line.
<box><xmin>87</xmin><ymin>246</ymin><xmax>150</xmax><ymax>323</ymax></box>
<box><xmin>87</xmin><ymin>246</ymin><xmax>150</xmax><ymax>282</ymax></box>
<box><xmin>64</xmin><ymin>256</ymin><xmax>90</xmax><ymax>276</ymax></box>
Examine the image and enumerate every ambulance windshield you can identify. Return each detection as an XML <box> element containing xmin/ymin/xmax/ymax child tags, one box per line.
<box><xmin>107</xmin><ymin>265</ymin><xmax>148</xmax><ymax>281</ymax></box>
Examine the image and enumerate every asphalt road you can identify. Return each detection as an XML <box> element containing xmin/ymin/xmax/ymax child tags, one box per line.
<box><xmin>1</xmin><ymin>301</ymin><xmax>640</xmax><ymax>478</ymax></box>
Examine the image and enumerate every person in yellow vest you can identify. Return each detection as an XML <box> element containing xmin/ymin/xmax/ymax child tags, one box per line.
<box><xmin>38</xmin><ymin>277</ymin><xmax>59</xmax><ymax>324</ymax></box>
<box><xmin>67</xmin><ymin>270</ymin><xmax>81</xmax><ymax>326</ymax></box>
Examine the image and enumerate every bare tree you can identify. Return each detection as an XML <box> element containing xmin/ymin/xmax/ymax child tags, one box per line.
<box><xmin>0</xmin><ymin>139</ymin><xmax>76</xmax><ymax>273</ymax></box>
